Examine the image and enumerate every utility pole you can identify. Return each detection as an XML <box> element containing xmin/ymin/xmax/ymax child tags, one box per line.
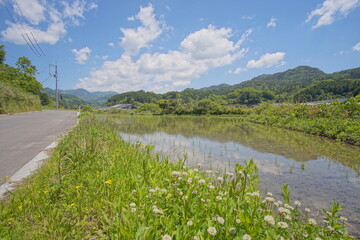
<box><xmin>49</xmin><ymin>64</ymin><xmax>59</xmax><ymax>110</ymax></box>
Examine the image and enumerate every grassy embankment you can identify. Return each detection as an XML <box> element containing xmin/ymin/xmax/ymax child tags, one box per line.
<box><xmin>244</xmin><ymin>96</ymin><xmax>360</xmax><ymax>146</ymax></box>
<box><xmin>0</xmin><ymin>82</ymin><xmax>42</xmax><ymax>114</ymax></box>
<box><xmin>0</xmin><ymin>116</ymin><xmax>351</xmax><ymax>239</ymax></box>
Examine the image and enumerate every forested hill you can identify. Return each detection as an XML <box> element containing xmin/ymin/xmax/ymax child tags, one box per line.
<box><xmin>230</xmin><ymin>66</ymin><xmax>327</xmax><ymax>93</ymax></box>
<box><xmin>105</xmin><ymin>65</ymin><xmax>360</xmax><ymax>106</ymax></box>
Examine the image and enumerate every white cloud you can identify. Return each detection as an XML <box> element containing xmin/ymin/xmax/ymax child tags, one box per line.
<box><xmin>120</xmin><ymin>4</ymin><xmax>163</xmax><ymax>56</ymax></box>
<box><xmin>108</xmin><ymin>42</ymin><xmax>115</xmax><ymax>47</ymax></box>
<box><xmin>229</xmin><ymin>67</ymin><xmax>247</xmax><ymax>74</ymax></box>
<box><xmin>267</xmin><ymin>17</ymin><xmax>277</xmax><ymax>28</ymax></box>
<box><xmin>1</xmin><ymin>0</ymin><xmax>97</xmax><ymax>45</ymax></box>
<box><xmin>72</xmin><ymin>47</ymin><xmax>92</xmax><ymax>64</ymax></box>
<box><xmin>77</xmin><ymin>21</ymin><xmax>251</xmax><ymax>93</ymax></box>
<box><xmin>247</xmin><ymin>52</ymin><xmax>286</xmax><ymax>68</ymax></box>
<box><xmin>13</xmin><ymin>0</ymin><xmax>45</xmax><ymax>25</ymax></box>
<box><xmin>306</xmin><ymin>0</ymin><xmax>360</xmax><ymax>29</ymax></box>
<box><xmin>353</xmin><ymin>42</ymin><xmax>360</xmax><ymax>51</ymax></box>
<box><xmin>2</xmin><ymin>21</ymin><xmax>66</xmax><ymax>45</ymax></box>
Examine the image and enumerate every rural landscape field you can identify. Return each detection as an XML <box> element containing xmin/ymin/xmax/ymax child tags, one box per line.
<box><xmin>1</xmin><ymin>0</ymin><xmax>360</xmax><ymax>239</ymax></box>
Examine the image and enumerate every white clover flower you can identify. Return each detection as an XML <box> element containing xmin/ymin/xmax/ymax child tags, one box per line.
<box><xmin>267</xmin><ymin>192</ymin><xmax>273</xmax><ymax>197</ymax></box>
<box><xmin>201</xmin><ymin>198</ymin><xmax>206</xmax><ymax>202</ymax></box>
<box><xmin>178</xmin><ymin>177</ymin><xmax>183</xmax><ymax>181</ymax></box>
<box><xmin>193</xmin><ymin>237</ymin><xmax>200</xmax><ymax>240</ymax></box>
<box><xmin>315</xmin><ymin>238</ymin><xmax>322</xmax><ymax>240</ymax></box>
<box><xmin>284</xmin><ymin>204</ymin><xmax>294</xmax><ymax>210</ymax></box>
<box><xmin>251</xmin><ymin>192</ymin><xmax>260</xmax><ymax>198</ymax></box>
<box><xmin>206</xmin><ymin>170</ymin><xmax>213</xmax><ymax>174</ymax></box>
<box><xmin>238</xmin><ymin>170</ymin><xmax>245</xmax><ymax>178</ymax></box>
<box><xmin>277</xmin><ymin>200</ymin><xmax>283</xmax><ymax>205</ymax></box>
<box><xmin>274</xmin><ymin>202</ymin><xmax>279</xmax><ymax>207</ymax></box>
<box><xmin>285</xmin><ymin>215</ymin><xmax>292</xmax><ymax>221</ymax></box>
<box><xmin>264</xmin><ymin>197</ymin><xmax>275</xmax><ymax>203</ymax></box>
<box><xmin>277</xmin><ymin>222</ymin><xmax>288</xmax><ymax>229</ymax></box>
<box><xmin>187</xmin><ymin>220</ymin><xmax>193</xmax><ymax>226</ymax></box>
<box><xmin>207</xmin><ymin>227</ymin><xmax>217</xmax><ymax>236</ymax></box>
<box><xmin>294</xmin><ymin>200</ymin><xmax>301</xmax><ymax>206</ymax></box>
<box><xmin>149</xmin><ymin>188</ymin><xmax>156</xmax><ymax>194</ymax></box>
<box><xmin>243</xmin><ymin>234</ymin><xmax>252</xmax><ymax>240</ymax></box>
<box><xmin>229</xmin><ymin>227</ymin><xmax>236</xmax><ymax>234</ymax></box>
<box><xmin>236</xmin><ymin>219</ymin><xmax>241</xmax><ymax>224</ymax></box>
<box><xmin>308</xmin><ymin>218</ymin><xmax>317</xmax><ymax>226</ymax></box>
<box><xmin>264</xmin><ymin>215</ymin><xmax>275</xmax><ymax>225</ymax></box>
<box><xmin>152</xmin><ymin>205</ymin><xmax>157</xmax><ymax>209</ymax></box>
<box><xmin>153</xmin><ymin>208</ymin><xmax>163</xmax><ymax>215</ymax></box>
<box><xmin>327</xmin><ymin>226</ymin><xmax>335</xmax><ymax>231</ymax></box>
<box><xmin>155</xmin><ymin>187</ymin><xmax>160</xmax><ymax>191</ymax></box>
<box><xmin>226</xmin><ymin>172</ymin><xmax>234</xmax><ymax>178</ymax></box>
<box><xmin>129</xmin><ymin>202</ymin><xmax>136</xmax><ymax>207</ymax></box>
<box><xmin>171</xmin><ymin>171</ymin><xmax>181</xmax><ymax>177</ymax></box>
<box><xmin>198</xmin><ymin>179</ymin><xmax>206</xmax><ymax>186</ymax></box>
<box><xmin>161</xmin><ymin>189</ymin><xmax>168</xmax><ymax>193</ymax></box>
<box><xmin>278</xmin><ymin>207</ymin><xmax>291</xmax><ymax>215</ymax></box>
<box><xmin>216</xmin><ymin>196</ymin><xmax>223</xmax><ymax>201</ymax></box>
<box><xmin>184</xmin><ymin>196</ymin><xmax>189</xmax><ymax>201</ymax></box>
<box><xmin>305</xmin><ymin>208</ymin><xmax>311</xmax><ymax>213</ymax></box>
<box><xmin>187</xmin><ymin>178</ymin><xmax>193</xmax><ymax>185</ymax></box>
<box><xmin>131</xmin><ymin>190</ymin><xmax>137</xmax><ymax>194</ymax></box>
<box><xmin>217</xmin><ymin>177</ymin><xmax>224</xmax><ymax>184</ymax></box>
<box><xmin>162</xmin><ymin>234</ymin><xmax>172</xmax><ymax>240</ymax></box>
<box><xmin>182</xmin><ymin>172</ymin><xmax>188</xmax><ymax>177</ymax></box>
<box><xmin>208</xmin><ymin>185</ymin><xmax>215</xmax><ymax>190</ymax></box>
<box><xmin>217</xmin><ymin>217</ymin><xmax>225</xmax><ymax>225</ymax></box>
<box><xmin>340</xmin><ymin>216</ymin><xmax>348</xmax><ymax>221</ymax></box>
<box><xmin>131</xmin><ymin>208</ymin><xmax>136</xmax><ymax>213</ymax></box>
<box><xmin>194</xmin><ymin>168</ymin><xmax>199</xmax><ymax>172</ymax></box>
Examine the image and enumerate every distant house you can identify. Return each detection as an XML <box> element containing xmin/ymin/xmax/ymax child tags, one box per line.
<box><xmin>110</xmin><ymin>104</ymin><xmax>134</xmax><ymax>109</ymax></box>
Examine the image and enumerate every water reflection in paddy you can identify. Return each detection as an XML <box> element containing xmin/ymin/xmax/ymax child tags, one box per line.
<box><xmin>102</xmin><ymin>115</ymin><xmax>360</xmax><ymax>234</ymax></box>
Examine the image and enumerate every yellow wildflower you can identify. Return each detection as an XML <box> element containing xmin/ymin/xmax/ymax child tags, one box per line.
<box><xmin>75</xmin><ymin>185</ymin><xmax>83</xmax><ymax>189</ymax></box>
<box><xmin>43</xmin><ymin>190</ymin><xmax>49</xmax><ymax>194</ymax></box>
<box><xmin>17</xmin><ymin>205</ymin><xmax>22</xmax><ymax>210</ymax></box>
<box><xmin>105</xmin><ymin>180</ymin><xmax>112</xmax><ymax>184</ymax></box>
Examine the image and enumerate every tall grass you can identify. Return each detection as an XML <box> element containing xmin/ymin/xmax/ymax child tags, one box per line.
<box><xmin>0</xmin><ymin>82</ymin><xmax>41</xmax><ymax>114</ymax></box>
<box><xmin>0</xmin><ymin>116</ymin><xmax>352</xmax><ymax>239</ymax></box>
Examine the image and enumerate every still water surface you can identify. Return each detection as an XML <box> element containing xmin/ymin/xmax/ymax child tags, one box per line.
<box><xmin>103</xmin><ymin>115</ymin><xmax>360</xmax><ymax>234</ymax></box>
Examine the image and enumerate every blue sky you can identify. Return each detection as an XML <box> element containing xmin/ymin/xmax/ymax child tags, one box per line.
<box><xmin>1</xmin><ymin>0</ymin><xmax>360</xmax><ymax>93</ymax></box>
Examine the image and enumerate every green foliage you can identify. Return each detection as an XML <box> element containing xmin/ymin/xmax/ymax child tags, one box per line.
<box><xmin>106</xmin><ymin>90</ymin><xmax>161</xmax><ymax>106</ymax></box>
<box><xmin>137</xmin><ymin>103</ymin><xmax>162</xmax><ymax>114</ymax></box>
<box><xmin>81</xmin><ymin>105</ymin><xmax>93</xmax><ymax>112</ymax></box>
<box><xmin>247</xmin><ymin>96</ymin><xmax>360</xmax><ymax>145</ymax></box>
<box><xmin>0</xmin><ymin>117</ymin><xmax>351</xmax><ymax>239</ymax></box>
<box><xmin>0</xmin><ymin>45</ymin><xmax>5</xmax><ymax>65</ymax></box>
<box><xmin>293</xmin><ymin>79</ymin><xmax>360</xmax><ymax>102</ymax></box>
<box><xmin>41</xmin><ymin>88</ymin><xmax>90</xmax><ymax>108</ymax></box>
<box><xmin>0</xmin><ymin>82</ymin><xmax>41</xmax><ymax>114</ymax></box>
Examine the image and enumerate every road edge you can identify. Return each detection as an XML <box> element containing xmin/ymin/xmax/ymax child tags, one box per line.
<box><xmin>0</xmin><ymin>111</ymin><xmax>80</xmax><ymax>200</ymax></box>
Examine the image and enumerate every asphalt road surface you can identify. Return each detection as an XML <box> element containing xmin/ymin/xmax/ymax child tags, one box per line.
<box><xmin>0</xmin><ymin>110</ymin><xmax>78</xmax><ymax>183</ymax></box>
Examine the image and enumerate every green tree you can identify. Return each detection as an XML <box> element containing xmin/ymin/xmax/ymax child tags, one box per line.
<box><xmin>0</xmin><ymin>45</ymin><xmax>5</xmax><ymax>65</ymax></box>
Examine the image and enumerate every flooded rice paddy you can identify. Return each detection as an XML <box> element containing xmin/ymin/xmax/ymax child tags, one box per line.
<box><xmin>103</xmin><ymin>115</ymin><xmax>360</xmax><ymax>234</ymax></box>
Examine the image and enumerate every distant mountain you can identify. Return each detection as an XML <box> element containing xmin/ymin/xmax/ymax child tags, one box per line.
<box><xmin>61</xmin><ymin>88</ymin><xmax>118</xmax><ymax>105</ymax></box>
<box><xmin>41</xmin><ymin>88</ymin><xmax>90</xmax><ymax>108</ymax></box>
<box><xmin>230</xmin><ymin>66</ymin><xmax>328</xmax><ymax>94</ymax></box>
<box><xmin>199</xmin><ymin>83</ymin><xmax>231</xmax><ymax>91</ymax></box>
<box><xmin>42</xmin><ymin>88</ymin><xmax>118</xmax><ymax>105</ymax></box>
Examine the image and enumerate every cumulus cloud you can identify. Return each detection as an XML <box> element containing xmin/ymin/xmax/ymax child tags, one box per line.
<box><xmin>1</xmin><ymin>0</ymin><xmax>97</xmax><ymax>45</ymax></box>
<box><xmin>229</xmin><ymin>67</ymin><xmax>247</xmax><ymax>74</ymax></box>
<box><xmin>13</xmin><ymin>0</ymin><xmax>45</xmax><ymax>25</ymax></box>
<box><xmin>353</xmin><ymin>42</ymin><xmax>360</xmax><ymax>51</ymax></box>
<box><xmin>72</xmin><ymin>47</ymin><xmax>92</xmax><ymax>64</ymax></box>
<box><xmin>306</xmin><ymin>0</ymin><xmax>360</xmax><ymax>29</ymax></box>
<box><xmin>120</xmin><ymin>4</ymin><xmax>163</xmax><ymax>56</ymax></box>
<box><xmin>247</xmin><ymin>52</ymin><xmax>286</xmax><ymax>68</ymax></box>
<box><xmin>77</xmin><ymin>16</ymin><xmax>251</xmax><ymax>93</ymax></box>
<box><xmin>267</xmin><ymin>17</ymin><xmax>277</xmax><ymax>28</ymax></box>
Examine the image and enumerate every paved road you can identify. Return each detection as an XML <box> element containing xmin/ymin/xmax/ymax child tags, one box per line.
<box><xmin>0</xmin><ymin>110</ymin><xmax>78</xmax><ymax>182</ymax></box>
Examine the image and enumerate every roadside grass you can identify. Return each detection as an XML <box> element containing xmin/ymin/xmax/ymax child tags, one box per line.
<box><xmin>0</xmin><ymin>116</ymin><xmax>352</xmax><ymax>239</ymax></box>
<box><xmin>0</xmin><ymin>82</ymin><xmax>41</xmax><ymax>114</ymax></box>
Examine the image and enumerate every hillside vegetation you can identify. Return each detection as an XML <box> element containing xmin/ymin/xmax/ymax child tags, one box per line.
<box><xmin>105</xmin><ymin>66</ymin><xmax>360</xmax><ymax>107</ymax></box>
<box><xmin>0</xmin><ymin>45</ymin><xmax>46</xmax><ymax>114</ymax></box>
